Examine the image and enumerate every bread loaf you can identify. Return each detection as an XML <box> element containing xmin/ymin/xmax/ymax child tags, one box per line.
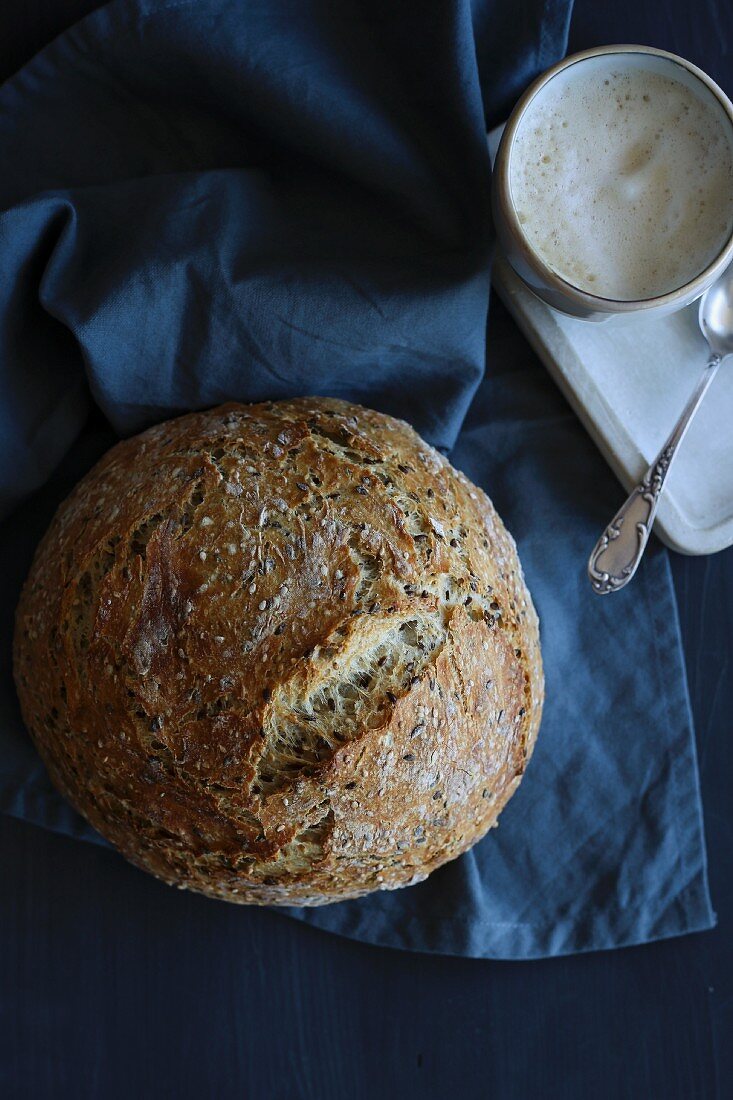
<box><xmin>14</xmin><ymin>398</ymin><xmax>542</xmax><ymax>905</ymax></box>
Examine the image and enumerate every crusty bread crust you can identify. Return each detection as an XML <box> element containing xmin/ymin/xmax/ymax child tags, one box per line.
<box><xmin>14</xmin><ymin>398</ymin><xmax>543</xmax><ymax>905</ymax></box>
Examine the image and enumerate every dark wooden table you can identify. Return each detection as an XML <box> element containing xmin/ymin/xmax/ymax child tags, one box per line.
<box><xmin>2</xmin><ymin>2</ymin><xmax>732</xmax><ymax>1097</ymax></box>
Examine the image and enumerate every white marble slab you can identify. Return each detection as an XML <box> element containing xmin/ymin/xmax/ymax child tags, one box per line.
<box><xmin>488</xmin><ymin>128</ymin><xmax>733</xmax><ymax>555</ymax></box>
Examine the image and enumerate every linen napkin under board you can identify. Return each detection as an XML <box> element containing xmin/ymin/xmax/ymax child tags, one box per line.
<box><xmin>0</xmin><ymin>0</ymin><xmax>714</xmax><ymax>957</ymax></box>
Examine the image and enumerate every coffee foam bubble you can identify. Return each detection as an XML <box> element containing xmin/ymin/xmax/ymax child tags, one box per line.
<box><xmin>509</xmin><ymin>57</ymin><xmax>733</xmax><ymax>300</ymax></box>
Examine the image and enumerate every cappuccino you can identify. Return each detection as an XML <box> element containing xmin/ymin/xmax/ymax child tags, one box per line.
<box><xmin>509</xmin><ymin>56</ymin><xmax>733</xmax><ymax>300</ymax></box>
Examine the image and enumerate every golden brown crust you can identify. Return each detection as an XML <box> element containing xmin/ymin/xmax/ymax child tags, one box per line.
<box><xmin>13</xmin><ymin>398</ymin><xmax>543</xmax><ymax>905</ymax></box>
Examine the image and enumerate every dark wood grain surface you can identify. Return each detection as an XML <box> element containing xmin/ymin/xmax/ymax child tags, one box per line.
<box><xmin>2</xmin><ymin>2</ymin><xmax>732</xmax><ymax>1098</ymax></box>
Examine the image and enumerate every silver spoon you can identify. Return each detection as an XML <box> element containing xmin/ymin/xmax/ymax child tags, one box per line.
<box><xmin>588</xmin><ymin>265</ymin><xmax>733</xmax><ymax>595</ymax></box>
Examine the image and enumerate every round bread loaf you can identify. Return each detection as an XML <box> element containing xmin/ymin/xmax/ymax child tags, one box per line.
<box><xmin>14</xmin><ymin>398</ymin><xmax>542</xmax><ymax>905</ymax></box>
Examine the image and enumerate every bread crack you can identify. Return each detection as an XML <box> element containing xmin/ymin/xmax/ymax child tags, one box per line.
<box><xmin>253</xmin><ymin>612</ymin><xmax>446</xmax><ymax>795</ymax></box>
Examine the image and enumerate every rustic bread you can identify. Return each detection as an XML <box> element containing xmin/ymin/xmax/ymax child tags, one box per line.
<box><xmin>14</xmin><ymin>398</ymin><xmax>542</xmax><ymax>905</ymax></box>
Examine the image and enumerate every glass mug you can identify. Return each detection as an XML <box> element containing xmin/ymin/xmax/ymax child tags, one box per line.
<box><xmin>491</xmin><ymin>45</ymin><xmax>733</xmax><ymax>321</ymax></box>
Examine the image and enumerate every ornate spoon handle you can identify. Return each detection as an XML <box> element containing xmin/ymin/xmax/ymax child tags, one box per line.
<box><xmin>588</xmin><ymin>353</ymin><xmax>722</xmax><ymax>595</ymax></box>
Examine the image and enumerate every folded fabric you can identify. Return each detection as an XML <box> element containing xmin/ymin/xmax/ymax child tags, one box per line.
<box><xmin>0</xmin><ymin>0</ymin><xmax>714</xmax><ymax>956</ymax></box>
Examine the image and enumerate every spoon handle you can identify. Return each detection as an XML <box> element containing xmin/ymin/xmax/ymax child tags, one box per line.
<box><xmin>588</xmin><ymin>352</ymin><xmax>722</xmax><ymax>595</ymax></box>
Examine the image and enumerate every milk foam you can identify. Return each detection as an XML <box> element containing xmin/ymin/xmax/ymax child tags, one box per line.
<box><xmin>509</xmin><ymin>58</ymin><xmax>733</xmax><ymax>300</ymax></box>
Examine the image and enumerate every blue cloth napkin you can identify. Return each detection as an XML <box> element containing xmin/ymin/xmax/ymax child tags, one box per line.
<box><xmin>0</xmin><ymin>0</ymin><xmax>714</xmax><ymax>957</ymax></box>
